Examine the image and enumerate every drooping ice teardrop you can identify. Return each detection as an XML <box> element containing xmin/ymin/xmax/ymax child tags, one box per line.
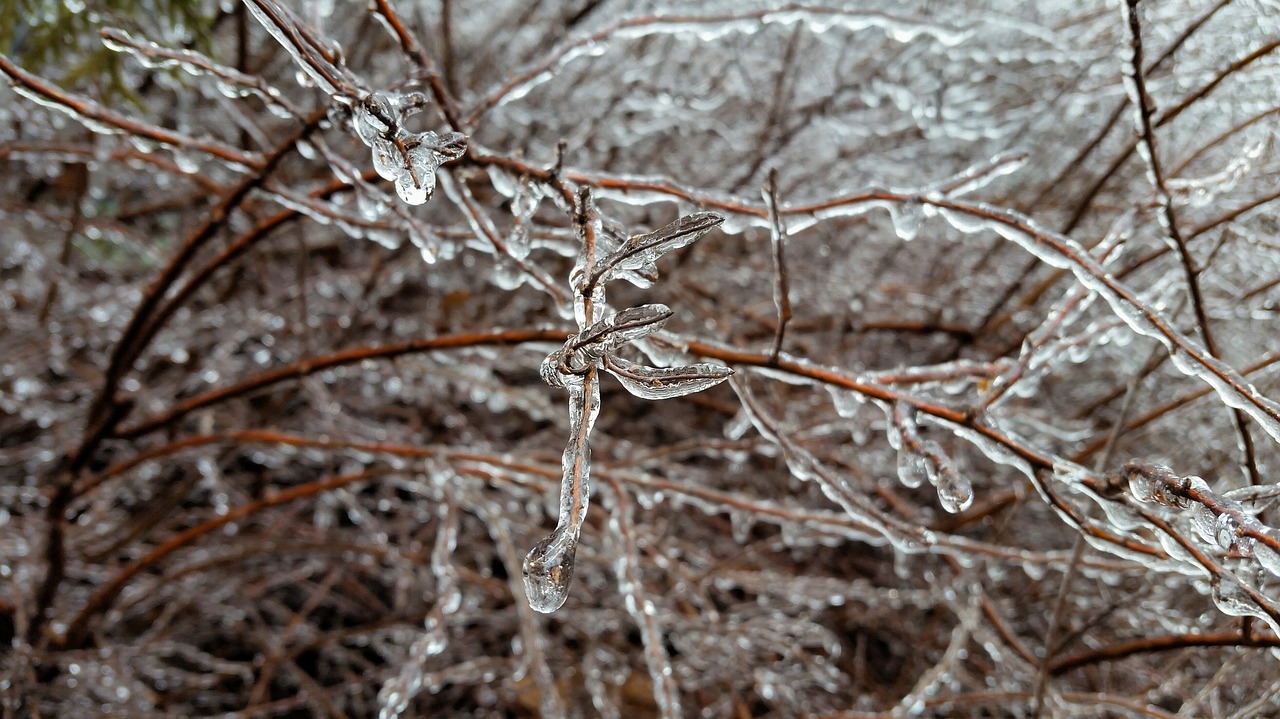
<box><xmin>522</xmin><ymin>527</ymin><xmax>579</xmax><ymax>613</ymax></box>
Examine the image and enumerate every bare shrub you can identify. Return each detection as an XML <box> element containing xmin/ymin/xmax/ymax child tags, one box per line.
<box><xmin>4</xmin><ymin>1</ymin><xmax>1280</xmax><ymax>716</ymax></box>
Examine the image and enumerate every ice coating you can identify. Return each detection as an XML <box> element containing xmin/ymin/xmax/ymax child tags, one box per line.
<box><xmin>523</xmin><ymin>372</ymin><xmax>599</xmax><ymax>613</ymax></box>
<box><xmin>603</xmin><ymin>356</ymin><xmax>733</xmax><ymax>400</ymax></box>
<box><xmin>522</xmin><ymin>527</ymin><xmax>580</xmax><ymax>613</ymax></box>
<box><xmin>349</xmin><ymin>92</ymin><xmax>467</xmax><ymax>206</ymax></box>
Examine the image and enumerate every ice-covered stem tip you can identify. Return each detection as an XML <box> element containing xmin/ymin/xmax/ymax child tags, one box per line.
<box><xmin>523</xmin><ymin>208</ymin><xmax>732</xmax><ymax>613</ymax></box>
<box><xmin>525</xmin><ymin>313</ymin><xmax>604</xmax><ymax>613</ymax></box>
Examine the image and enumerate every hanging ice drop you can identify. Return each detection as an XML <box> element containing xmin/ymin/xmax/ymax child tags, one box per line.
<box><xmin>896</xmin><ymin>446</ymin><xmax>928</xmax><ymax>488</ymax></box>
<box><xmin>890</xmin><ymin>201</ymin><xmax>924</xmax><ymax>241</ymax></box>
<box><xmin>935</xmin><ymin>464</ymin><xmax>974</xmax><ymax>514</ymax></box>
<box><xmin>522</xmin><ymin>528</ymin><xmax>579</xmax><ymax>613</ymax></box>
<box><xmin>395</xmin><ymin>152</ymin><xmax>438</xmax><ymax>206</ymax></box>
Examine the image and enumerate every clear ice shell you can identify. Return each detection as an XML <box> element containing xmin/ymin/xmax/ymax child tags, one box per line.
<box><xmin>372</xmin><ymin>137</ymin><xmax>401</xmax><ymax>181</ymax></box>
<box><xmin>935</xmin><ymin>466</ymin><xmax>974</xmax><ymax>514</ymax></box>
<box><xmin>604</xmin><ymin>356</ymin><xmax>733</xmax><ymax>400</ymax></box>
<box><xmin>395</xmin><ymin>152</ymin><xmax>438</xmax><ymax>206</ymax></box>
<box><xmin>522</xmin><ymin>529</ymin><xmax>579</xmax><ymax>613</ymax></box>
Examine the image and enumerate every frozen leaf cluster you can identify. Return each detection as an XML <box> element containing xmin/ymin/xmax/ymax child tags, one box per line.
<box><xmin>351</xmin><ymin>92</ymin><xmax>466</xmax><ymax>205</ymax></box>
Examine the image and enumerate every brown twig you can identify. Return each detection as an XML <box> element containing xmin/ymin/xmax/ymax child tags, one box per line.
<box><xmin>59</xmin><ymin>469</ymin><xmax>382</xmax><ymax>649</ymax></box>
<box><xmin>763</xmin><ymin>169</ymin><xmax>792</xmax><ymax>364</ymax></box>
<box><xmin>0</xmin><ymin>53</ymin><xmax>263</xmax><ymax>170</ymax></box>
<box><xmin>112</xmin><ymin>327</ymin><xmax>571</xmax><ymax>441</ymax></box>
<box><xmin>1050</xmin><ymin>631</ymin><xmax>1280</xmax><ymax>675</ymax></box>
<box><xmin>370</xmin><ymin>0</ymin><xmax>463</xmax><ymax>131</ymax></box>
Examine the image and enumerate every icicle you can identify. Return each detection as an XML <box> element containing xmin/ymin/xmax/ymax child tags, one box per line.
<box><xmin>896</xmin><ymin>446</ymin><xmax>929</xmax><ymax>489</ymax></box>
<box><xmin>888</xmin><ymin>200</ymin><xmax>924</xmax><ymax>241</ymax></box>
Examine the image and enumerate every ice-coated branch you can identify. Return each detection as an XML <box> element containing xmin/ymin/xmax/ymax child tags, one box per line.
<box><xmin>523</xmin><ymin>193</ymin><xmax>731</xmax><ymax>612</ymax></box>
<box><xmin>1122</xmin><ymin>461</ymin><xmax>1280</xmax><ymax>572</ymax></box>
<box><xmin>763</xmin><ymin>169</ymin><xmax>792</xmax><ymax>363</ymax></box>
<box><xmin>352</xmin><ymin>92</ymin><xmax>467</xmax><ymax>205</ymax></box>
<box><xmin>368</xmin><ymin>0</ymin><xmax>464</xmax><ymax>131</ymax></box>
<box><xmin>1120</xmin><ymin>0</ymin><xmax>1261</xmax><ymax>488</ymax></box>
<box><xmin>583</xmin><ymin>211</ymin><xmax>723</xmax><ymax>293</ymax></box>
<box><xmin>1114</xmin><ymin>461</ymin><xmax>1280</xmax><ymax>633</ymax></box>
<box><xmin>465</xmin><ymin>5</ymin><xmax>969</xmax><ymax>126</ymax></box>
<box><xmin>604</xmin><ymin>479</ymin><xmax>682</xmax><ymax>718</ymax></box>
<box><xmin>243</xmin><ymin>0</ymin><xmax>467</xmax><ymax>205</ymax></box>
<box><xmin>242</xmin><ymin>0</ymin><xmax>363</xmax><ymax>102</ymax></box>
<box><xmin>377</xmin><ymin>475</ymin><xmax>462</xmax><ymax>719</ymax></box>
<box><xmin>99</xmin><ymin>27</ymin><xmax>303</xmax><ymax>120</ymax></box>
<box><xmin>0</xmin><ymin>52</ymin><xmax>263</xmax><ymax>170</ymax></box>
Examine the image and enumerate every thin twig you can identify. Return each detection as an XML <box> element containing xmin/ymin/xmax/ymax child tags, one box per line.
<box><xmin>59</xmin><ymin>469</ymin><xmax>382</xmax><ymax>649</ymax></box>
<box><xmin>0</xmin><ymin>53</ymin><xmax>264</xmax><ymax>170</ymax></box>
<box><xmin>764</xmin><ymin>168</ymin><xmax>792</xmax><ymax>364</ymax></box>
<box><xmin>112</xmin><ymin>328</ymin><xmax>570</xmax><ymax>441</ymax></box>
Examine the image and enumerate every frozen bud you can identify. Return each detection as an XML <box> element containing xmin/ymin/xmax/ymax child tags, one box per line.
<box><xmin>361</xmin><ymin>93</ymin><xmax>395</xmax><ymax>133</ymax></box>
<box><xmin>412</xmin><ymin>130</ymin><xmax>467</xmax><ymax>164</ymax></box>
<box><xmin>605</xmin><ymin>304</ymin><xmax>673</xmax><ymax>345</ymax></box>
<box><xmin>604</xmin><ymin>356</ymin><xmax>733</xmax><ymax>400</ymax></box>
<box><xmin>1177</xmin><ymin>476</ymin><xmax>1209</xmax><ymax>509</ymax></box>
<box><xmin>571</xmin><ymin>304</ymin><xmax>673</xmax><ymax>365</ymax></box>
<box><xmin>590</xmin><ymin>211</ymin><xmax>724</xmax><ymax>287</ymax></box>
<box><xmin>395</xmin><ymin>91</ymin><xmax>430</xmax><ymax>119</ymax></box>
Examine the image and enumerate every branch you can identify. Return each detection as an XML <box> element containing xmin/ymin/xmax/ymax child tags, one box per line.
<box><xmin>113</xmin><ymin>328</ymin><xmax>571</xmax><ymax>440</ymax></box>
<box><xmin>0</xmin><ymin>53</ymin><xmax>263</xmax><ymax>170</ymax></box>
